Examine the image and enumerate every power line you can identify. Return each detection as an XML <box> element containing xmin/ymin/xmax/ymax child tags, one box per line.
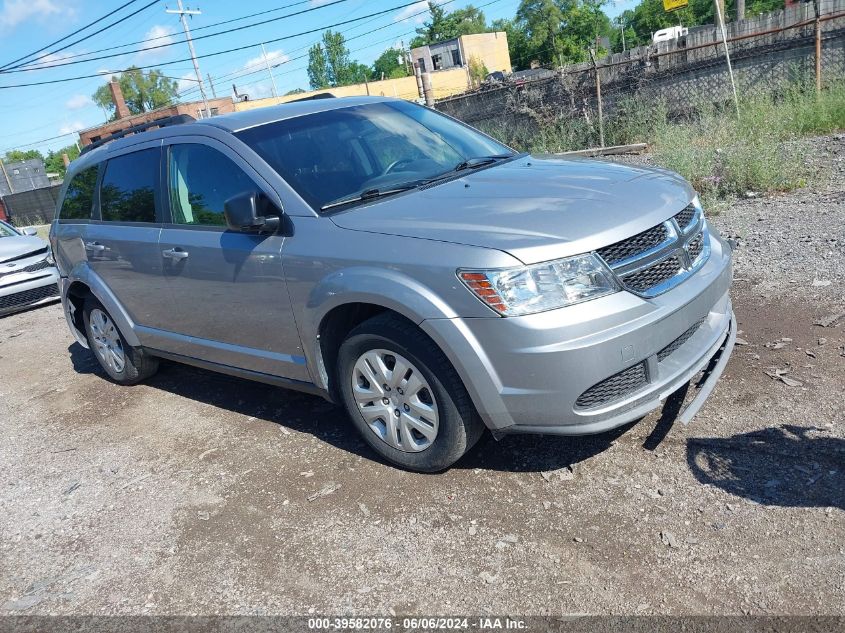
<box><xmin>0</xmin><ymin>0</ymin><xmax>428</xmax><ymax>89</ymax></box>
<box><xmin>7</xmin><ymin>0</ymin><xmax>316</xmax><ymax>72</ymax></box>
<box><xmin>0</xmin><ymin>0</ymin><xmax>146</xmax><ymax>71</ymax></box>
<box><xmin>1</xmin><ymin>0</ymin><xmax>352</xmax><ymax>75</ymax></box>
<box><xmin>0</xmin><ymin>0</ymin><xmax>161</xmax><ymax>74</ymax></box>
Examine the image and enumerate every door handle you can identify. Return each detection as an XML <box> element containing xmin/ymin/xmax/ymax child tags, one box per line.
<box><xmin>84</xmin><ymin>241</ymin><xmax>105</xmax><ymax>252</ymax></box>
<box><xmin>162</xmin><ymin>248</ymin><xmax>189</xmax><ymax>260</ymax></box>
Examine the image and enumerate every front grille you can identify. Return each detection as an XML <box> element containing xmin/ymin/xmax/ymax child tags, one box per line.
<box><xmin>0</xmin><ymin>283</ymin><xmax>59</xmax><ymax>311</ymax></box>
<box><xmin>687</xmin><ymin>231</ymin><xmax>704</xmax><ymax>262</ymax></box>
<box><xmin>597</xmin><ymin>224</ymin><xmax>669</xmax><ymax>265</ymax></box>
<box><xmin>621</xmin><ymin>255</ymin><xmax>684</xmax><ymax>293</ymax></box>
<box><xmin>22</xmin><ymin>259</ymin><xmax>52</xmax><ymax>274</ymax></box>
<box><xmin>657</xmin><ymin>318</ymin><xmax>706</xmax><ymax>363</ymax></box>
<box><xmin>575</xmin><ymin>362</ymin><xmax>648</xmax><ymax>409</ymax></box>
<box><xmin>674</xmin><ymin>204</ymin><xmax>696</xmax><ymax>230</ymax></box>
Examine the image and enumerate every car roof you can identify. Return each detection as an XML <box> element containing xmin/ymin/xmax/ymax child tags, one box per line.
<box><xmin>196</xmin><ymin>95</ymin><xmax>397</xmax><ymax>133</ymax></box>
<box><xmin>68</xmin><ymin>95</ymin><xmax>400</xmax><ymax>175</ymax></box>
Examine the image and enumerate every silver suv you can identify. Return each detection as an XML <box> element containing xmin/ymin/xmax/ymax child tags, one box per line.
<box><xmin>51</xmin><ymin>96</ymin><xmax>735</xmax><ymax>472</ymax></box>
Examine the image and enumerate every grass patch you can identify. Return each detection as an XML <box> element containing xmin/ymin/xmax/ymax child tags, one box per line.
<box><xmin>481</xmin><ymin>81</ymin><xmax>845</xmax><ymax>203</ymax></box>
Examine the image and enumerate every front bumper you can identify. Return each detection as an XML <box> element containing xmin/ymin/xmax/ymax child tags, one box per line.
<box><xmin>422</xmin><ymin>231</ymin><xmax>734</xmax><ymax>434</ymax></box>
<box><xmin>0</xmin><ymin>260</ymin><xmax>60</xmax><ymax>316</ymax></box>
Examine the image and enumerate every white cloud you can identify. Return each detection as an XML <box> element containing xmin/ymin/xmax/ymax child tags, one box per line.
<box><xmin>243</xmin><ymin>48</ymin><xmax>290</xmax><ymax>71</ymax></box>
<box><xmin>137</xmin><ymin>24</ymin><xmax>175</xmax><ymax>59</ymax></box>
<box><xmin>176</xmin><ymin>73</ymin><xmax>198</xmax><ymax>94</ymax></box>
<box><xmin>65</xmin><ymin>94</ymin><xmax>92</xmax><ymax>110</ymax></box>
<box><xmin>394</xmin><ymin>0</ymin><xmax>431</xmax><ymax>24</ymax></box>
<box><xmin>0</xmin><ymin>0</ymin><xmax>66</xmax><ymax>31</ymax></box>
<box><xmin>58</xmin><ymin>121</ymin><xmax>85</xmax><ymax>135</ymax></box>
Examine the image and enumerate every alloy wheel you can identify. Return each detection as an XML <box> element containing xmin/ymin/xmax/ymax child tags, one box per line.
<box><xmin>89</xmin><ymin>308</ymin><xmax>126</xmax><ymax>374</ymax></box>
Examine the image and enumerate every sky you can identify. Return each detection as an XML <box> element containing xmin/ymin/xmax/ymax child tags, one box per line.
<box><xmin>0</xmin><ymin>0</ymin><xmax>634</xmax><ymax>159</ymax></box>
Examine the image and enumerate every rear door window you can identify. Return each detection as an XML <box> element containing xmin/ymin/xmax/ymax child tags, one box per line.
<box><xmin>99</xmin><ymin>148</ymin><xmax>160</xmax><ymax>223</ymax></box>
<box><xmin>59</xmin><ymin>166</ymin><xmax>98</xmax><ymax>220</ymax></box>
<box><xmin>167</xmin><ymin>143</ymin><xmax>258</xmax><ymax>227</ymax></box>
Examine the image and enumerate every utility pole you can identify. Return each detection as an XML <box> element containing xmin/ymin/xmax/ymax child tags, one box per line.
<box><xmin>714</xmin><ymin>0</ymin><xmax>740</xmax><ymax>116</ymax></box>
<box><xmin>589</xmin><ymin>48</ymin><xmax>605</xmax><ymax>148</ymax></box>
<box><xmin>166</xmin><ymin>0</ymin><xmax>211</xmax><ymax>118</ymax></box>
<box><xmin>401</xmin><ymin>40</ymin><xmax>410</xmax><ymax>74</ymax></box>
<box><xmin>207</xmin><ymin>73</ymin><xmax>217</xmax><ymax>98</ymax></box>
<box><xmin>261</xmin><ymin>43</ymin><xmax>279</xmax><ymax>98</ymax></box>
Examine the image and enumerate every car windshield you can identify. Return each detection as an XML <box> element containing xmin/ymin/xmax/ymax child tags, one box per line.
<box><xmin>0</xmin><ymin>221</ymin><xmax>19</xmax><ymax>238</ymax></box>
<box><xmin>235</xmin><ymin>100</ymin><xmax>514</xmax><ymax>212</ymax></box>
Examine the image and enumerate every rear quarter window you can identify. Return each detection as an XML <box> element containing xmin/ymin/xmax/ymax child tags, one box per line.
<box><xmin>100</xmin><ymin>148</ymin><xmax>160</xmax><ymax>223</ymax></box>
<box><xmin>59</xmin><ymin>166</ymin><xmax>98</xmax><ymax>220</ymax></box>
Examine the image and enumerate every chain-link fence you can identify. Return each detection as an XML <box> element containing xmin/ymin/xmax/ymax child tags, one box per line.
<box><xmin>436</xmin><ymin>0</ymin><xmax>845</xmax><ymax>144</ymax></box>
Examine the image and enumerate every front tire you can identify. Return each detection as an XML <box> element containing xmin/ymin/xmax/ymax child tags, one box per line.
<box><xmin>337</xmin><ymin>313</ymin><xmax>484</xmax><ymax>472</ymax></box>
<box><xmin>83</xmin><ymin>298</ymin><xmax>158</xmax><ymax>385</ymax></box>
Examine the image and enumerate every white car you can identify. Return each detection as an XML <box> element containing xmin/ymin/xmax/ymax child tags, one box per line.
<box><xmin>652</xmin><ymin>26</ymin><xmax>688</xmax><ymax>44</ymax></box>
<box><xmin>0</xmin><ymin>220</ymin><xmax>60</xmax><ymax>316</ymax></box>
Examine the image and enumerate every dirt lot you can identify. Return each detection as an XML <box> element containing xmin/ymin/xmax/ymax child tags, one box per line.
<box><xmin>1</xmin><ymin>143</ymin><xmax>843</xmax><ymax>617</ymax></box>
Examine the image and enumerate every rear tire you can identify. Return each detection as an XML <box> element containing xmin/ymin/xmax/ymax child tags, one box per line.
<box><xmin>83</xmin><ymin>298</ymin><xmax>158</xmax><ymax>385</ymax></box>
<box><xmin>337</xmin><ymin>313</ymin><xmax>484</xmax><ymax>472</ymax></box>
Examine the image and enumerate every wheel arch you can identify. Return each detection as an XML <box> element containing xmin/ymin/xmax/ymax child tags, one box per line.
<box><xmin>302</xmin><ymin>266</ymin><xmax>462</xmax><ymax>395</ymax></box>
<box><xmin>61</xmin><ymin>269</ymin><xmax>141</xmax><ymax>348</ymax></box>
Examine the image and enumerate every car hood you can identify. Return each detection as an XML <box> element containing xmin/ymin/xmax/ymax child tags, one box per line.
<box><xmin>330</xmin><ymin>154</ymin><xmax>695</xmax><ymax>264</ymax></box>
<box><xmin>0</xmin><ymin>235</ymin><xmax>48</xmax><ymax>263</ymax></box>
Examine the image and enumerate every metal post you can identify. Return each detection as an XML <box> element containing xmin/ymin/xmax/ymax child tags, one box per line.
<box><xmin>589</xmin><ymin>49</ymin><xmax>605</xmax><ymax>148</ymax></box>
<box><xmin>421</xmin><ymin>72</ymin><xmax>434</xmax><ymax>107</ymax></box>
<box><xmin>714</xmin><ymin>0</ymin><xmax>740</xmax><ymax>116</ymax></box>
<box><xmin>814</xmin><ymin>0</ymin><xmax>822</xmax><ymax>94</ymax></box>
<box><xmin>414</xmin><ymin>63</ymin><xmax>424</xmax><ymax>101</ymax></box>
<box><xmin>207</xmin><ymin>73</ymin><xmax>217</xmax><ymax>98</ymax></box>
<box><xmin>736</xmin><ymin>0</ymin><xmax>745</xmax><ymax>20</ymax></box>
<box><xmin>261</xmin><ymin>43</ymin><xmax>279</xmax><ymax>98</ymax></box>
<box><xmin>166</xmin><ymin>0</ymin><xmax>211</xmax><ymax>118</ymax></box>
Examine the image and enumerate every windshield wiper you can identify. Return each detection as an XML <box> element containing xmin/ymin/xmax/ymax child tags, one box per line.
<box><xmin>453</xmin><ymin>154</ymin><xmax>514</xmax><ymax>172</ymax></box>
<box><xmin>320</xmin><ymin>185</ymin><xmax>416</xmax><ymax>211</ymax></box>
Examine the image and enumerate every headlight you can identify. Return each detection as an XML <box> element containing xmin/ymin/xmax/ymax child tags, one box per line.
<box><xmin>46</xmin><ymin>247</ymin><xmax>55</xmax><ymax>265</ymax></box>
<box><xmin>458</xmin><ymin>253</ymin><xmax>620</xmax><ymax>317</ymax></box>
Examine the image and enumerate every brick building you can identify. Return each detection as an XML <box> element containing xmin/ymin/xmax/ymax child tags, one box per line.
<box><xmin>78</xmin><ymin>79</ymin><xmax>235</xmax><ymax>147</ymax></box>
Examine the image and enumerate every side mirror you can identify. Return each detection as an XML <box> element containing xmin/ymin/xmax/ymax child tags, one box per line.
<box><xmin>224</xmin><ymin>191</ymin><xmax>281</xmax><ymax>234</ymax></box>
<box><xmin>21</xmin><ymin>226</ymin><xmax>38</xmax><ymax>236</ymax></box>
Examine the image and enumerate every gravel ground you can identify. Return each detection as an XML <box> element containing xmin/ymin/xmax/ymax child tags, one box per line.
<box><xmin>1</xmin><ymin>138</ymin><xmax>843</xmax><ymax>617</ymax></box>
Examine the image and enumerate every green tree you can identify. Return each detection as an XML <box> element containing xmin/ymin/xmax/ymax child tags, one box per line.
<box><xmin>410</xmin><ymin>3</ymin><xmax>489</xmax><ymax>47</ymax></box>
<box><xmin>515</xmin><ymin>0</ymin><xmax>564</xmax><ymax>64</ymax></box>
<box><xmin>412</xmin><ymin>1</ymin><xmax>449</xmax><ymax>47</ymax></box>
<box><xmin>514</xmin><ymin>0</ymin><xmax>613</xmax><ymax>65</ymax></box>
<box><xmin>92</xmin><ymin>67</ymin><xmax>178</xmax><ymax>119</ymax></box>
<box><xmin>323</xmin><ymin>30</ymin><xmax>353</xmax><ymax>86</ymax></box>
<box><xmin>44</xmin><ymin>144</ymin><xmax>80</xmax><ymax>177</ymax></box>
<box><xmin>307</xmin><ymin>43</ymin><xmax>330</xmax><ymax>89</ymax></box>
<box><xmin>284</xmin><ymin>88</ymin><xmax>307</xmax><ymax>96</ymax></box>
<box><xmin>3</xmin><ymin>149</ymin><xmax>43</xmax><ymax>163</ymax></box>
<box><xmin>372</xmin><ymin>47</ymin><xmax>409</xmax><ymax>80</ymax></box>
<box><xmin>491</xmin><ymin>18</ymin><xmax>534</xmax><ymax>70</ymax></box>
<box><xmin>308</xmin><ymin>31</ymin><xmax>371</xmax><ymax>88</ymax></box>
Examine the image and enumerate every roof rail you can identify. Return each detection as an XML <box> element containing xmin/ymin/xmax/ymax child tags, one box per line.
<box><xmin>80</xmin><ymin>114</ymin><xmax>196</xmax><ymax>155</ymax></box>
<box><xmin>288</xmin><ymin>92</ymin><xmax>335</xmax><ymax>103</ymax></box>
